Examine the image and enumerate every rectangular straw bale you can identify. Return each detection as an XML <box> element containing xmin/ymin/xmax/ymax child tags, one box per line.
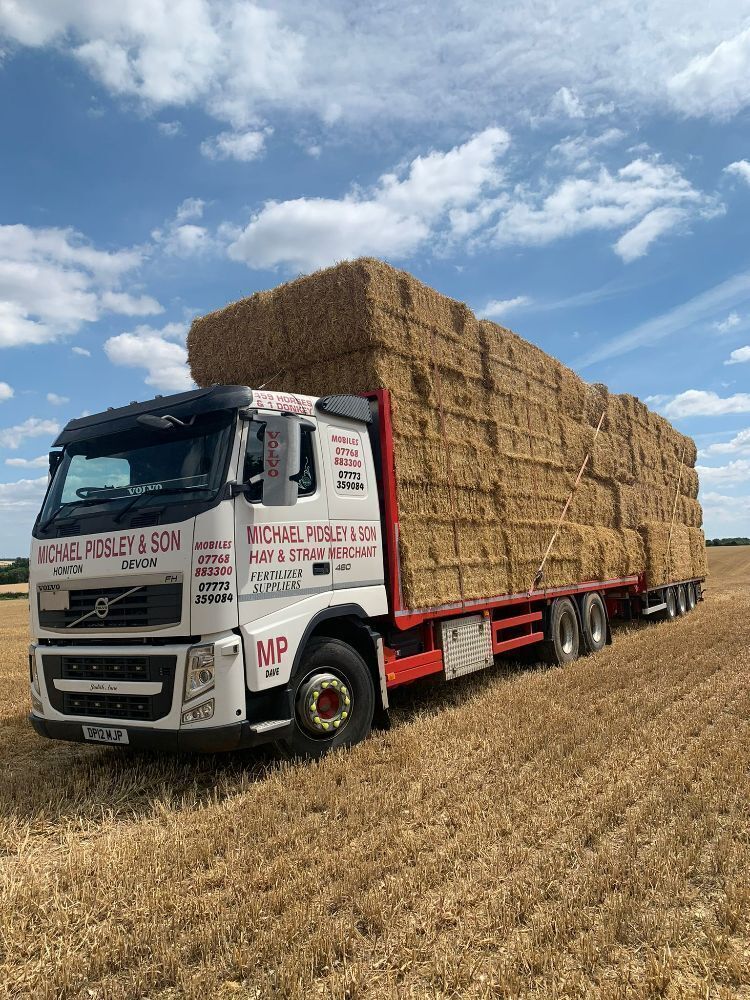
<box><xmin>188</xmin><ymin>257</ymin><xmax>706</xmax><ymax>609</ymax></box>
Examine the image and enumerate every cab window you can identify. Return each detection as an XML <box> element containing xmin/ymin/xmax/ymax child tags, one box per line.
<box><xmin>243</xmin><ymin>422</ymin><xmax>316</xmax><ymax>502</ymax></box>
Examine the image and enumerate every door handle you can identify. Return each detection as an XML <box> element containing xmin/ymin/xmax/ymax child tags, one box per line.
<box><xmin>313</xmin><ymin>562</ymin><xmax>331</xmax><ymax>576</ymax></box>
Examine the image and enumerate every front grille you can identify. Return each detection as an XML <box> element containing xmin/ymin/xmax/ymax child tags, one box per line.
<box><xmin>43</xmin><ymin>654</ymin><xmax>177</xmax><ymax>722</ymax></box>
<box><xmin>60</xmin><ymin>654</ymin><xmax>174</xmax><ymax>682</ymax></box>
<box><xmin>63</xmin><ymin>693</ymin><xmax>154</xmax><ymax>720</ymax></box>
<box><xmin>38</xmin><ymin>583</ymin><xmax>182</xmax><ymax>631</ymax></box>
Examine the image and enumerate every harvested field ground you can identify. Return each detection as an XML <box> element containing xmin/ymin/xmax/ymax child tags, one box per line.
<box><xmin>0</xmin><ymin>583</ymin><xmax>28</xmax><ymax>594</ymax></box>
<box><xmin>1</xmin><ymin>551</ymin><xmax>748</xmax><ymax>999</ymax></box>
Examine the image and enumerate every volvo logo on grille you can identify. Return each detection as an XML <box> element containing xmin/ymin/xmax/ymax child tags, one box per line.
<box><xmin>94</xmin><ymin>597</ymin><xmax>110</xmax><ymax>619</ymax></box>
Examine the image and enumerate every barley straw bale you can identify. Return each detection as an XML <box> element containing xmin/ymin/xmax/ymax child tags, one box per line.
<box><xmin>188</xmin><ymin>258</ymin><xmax>706</xmax><ymax>608</ymax></box>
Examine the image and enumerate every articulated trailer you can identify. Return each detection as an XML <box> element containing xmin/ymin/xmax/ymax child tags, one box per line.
<box><xmin>28</xmin><ymin>384</ymin><xmax>704</xmax><ymax>758</ymax></box>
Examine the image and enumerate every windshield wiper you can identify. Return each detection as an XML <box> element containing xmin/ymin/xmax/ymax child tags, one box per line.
<box><xmin>113</xmin><ymin>485</ymin><xmax>209</xmax><ymax>523</ymax></box>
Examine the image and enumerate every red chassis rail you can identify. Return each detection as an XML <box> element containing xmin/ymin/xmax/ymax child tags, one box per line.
<box><xmin>365</xmin><ymin>389</ymin><xmax>698</xmax><ymax>691</ymax></box>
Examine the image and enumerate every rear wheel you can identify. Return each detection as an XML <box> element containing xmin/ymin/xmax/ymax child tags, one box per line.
<box><xmin>686</xmin><ymin>583</ymin><xmax>697</xmax><ymax>611</ymax></box>
<box><xmin>280</xmin><ymin>638</ymin><xmax>374</xmax><ymax>759</ymax></box>
<box><xmin>664</xmin><ymin>587</ymin><xmax>677</xmax><ymax>620</ymax></box>
<box><xmin>580</xmin><ymin>592</ymin><xmax>607</xmax><ymax>654</ymax></box>
<box><xmin>544</xmin><ymin>597</ymin><xmax>580</xmax><ymax>665</ymax></box>
<box><xmin>676</xmin><ymin>584</ymin><xmax>688</xmax><ymax>616</ymax></box>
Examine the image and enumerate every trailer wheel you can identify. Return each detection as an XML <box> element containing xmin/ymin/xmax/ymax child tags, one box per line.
<box><xmin>580</xmin><ymin>592</ymin><xmax>607</xmax><ymax>654</ymax></box>
<box><xmin>544</xmin><ymin>597</ymin><xmax>580</xmax><ymax>666</ymax></box>
<box><xmin>676</xmin><ymin>584</ymin><xmax>688</xmax><ymax>616</ymax></box>
<box><xmin>281</xmin><ymin>637</ymin><xmax>374</xmax><ymax>759</ymax></box>
<box><xmin>664</xmin><ymin>587</ymin><xmax>677</xmax><ymax>620</ymax></box>
<box><xmin>686</xmin><ymin>583</ymin><xmax>697</xmax><ymax>611</ymax></box>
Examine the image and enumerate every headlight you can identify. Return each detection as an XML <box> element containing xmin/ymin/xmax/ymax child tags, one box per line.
<box><xmin>184</xmin><ymin>644</ymin><xmax>215</xmax><ymax>702</ymax></box>
<box><xmin>29</xmin><ymin>651</ymin><xmax>40</xmax><ymax>692</ymax></box>
<box><xmin>182</xmin><ymin>699</ymin><xmax>214</xmax><ymax>725</ymax></box>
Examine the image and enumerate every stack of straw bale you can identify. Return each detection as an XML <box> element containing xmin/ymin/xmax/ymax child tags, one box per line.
<box><xmin>188</xmin><ymin>259</ymin><xmax>706</xmax><ymax>609</ymax></box>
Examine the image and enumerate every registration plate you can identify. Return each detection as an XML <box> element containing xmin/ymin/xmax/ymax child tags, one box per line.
<box><xmin>82</xmin><ymin>725</ymin><xmax>129</xmax><ymax>745</ymax></box>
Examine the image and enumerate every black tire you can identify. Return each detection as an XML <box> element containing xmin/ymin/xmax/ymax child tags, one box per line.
<box><xmin>676</xmin><ymin>584</ymin><xmax>688</xmax><ymax>616</ymax></box>
<box><xmin>580</xmin><ymin>592</ymin><xmax>607</xmax><ymax>654</ymax></box>
<box><xmin>280</xmin><ymin>637</ymin><xmax>374</xmax><ymax>759</ymax></box>
<box><xmin>544</xmin><ymin>597</ymin><xmax>580</xmax><ymax>665</ymax></box>
<box><xmin>664</xmin><ymin>587</ymin><xmax>677</xmax><ymax>620</ymax></box>
<box><xmin>686</xmin><ymin>583</ymin><xmax>697</xmax><ymax>611</ymax></box>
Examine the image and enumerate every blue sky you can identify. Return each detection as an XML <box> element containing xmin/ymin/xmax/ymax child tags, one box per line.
<box><xmin>1</xmin><ymin>1</ymin><xmax>749</xmax><ymax>554</ymax></box>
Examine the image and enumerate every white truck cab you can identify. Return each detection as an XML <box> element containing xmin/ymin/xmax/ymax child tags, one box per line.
<box><xmin>29</xmin><ymin>385</ymin><xmax>389</xmax><ymax>756</ymax></box>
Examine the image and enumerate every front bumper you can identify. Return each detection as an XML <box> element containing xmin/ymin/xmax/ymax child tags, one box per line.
<box><xmin>29</xmin><ymin>712</ymin><xmax>293</xmax><ymax>753</ymax></box>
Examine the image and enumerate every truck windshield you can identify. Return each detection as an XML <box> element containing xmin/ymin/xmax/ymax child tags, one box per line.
<box><xmin>39</xmin><ymin>410</ymin><xmax>234</xmax><ymax>527</ymax></box>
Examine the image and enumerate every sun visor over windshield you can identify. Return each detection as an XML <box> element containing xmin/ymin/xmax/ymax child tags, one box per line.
<box><xmin>54</xmin><ymin>385</ymin><xmax>253</xmax><ymax>447</ymax></box>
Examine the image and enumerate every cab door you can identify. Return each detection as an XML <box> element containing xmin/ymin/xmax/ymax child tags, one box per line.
<box><xmin>320</xmin><ymin>415</ymin><xmax>386</xmax><ymax>601</ymax></box>
<box><xmin>234</xmin><ymin>412</ymin><xmax>333</xmax><ymax>624</ymax></box>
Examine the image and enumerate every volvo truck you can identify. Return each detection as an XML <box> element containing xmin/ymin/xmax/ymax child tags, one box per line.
<box><xmin>28</xmin><ymin>385</ymin><xmax>704</xmax><ymax>757</ymax></box>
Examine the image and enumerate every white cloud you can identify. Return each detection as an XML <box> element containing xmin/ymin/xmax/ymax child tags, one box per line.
<box><xmin>578</xmin><ymin>269</ymin><xmax>750</xmax><ymax>368</ymax></box>
<box><xmin>5</xmin><ymin>455</ymin><xmax>49</xmax><ymax>468</ymax></box>
<box><xmin>547</xmin><ymin>87</ymin><xmax>613</xmax><ymax>122</ymax></box>
<box><xmin>228</xmin><ymin>127</ymin><xmax>510</xmax><ymax>270</ymax></box>
<box><xmin>104</xmin><ymin>322</ymin><xmax>193</xmax><ymax>393</ymax></box>
<box><xmin>0</xmin><ymin>382</ymin><xmax>13</xmax><ymax>402</ymax></box>
<box><xmin>494</xmin><ymin>158</ymin><xmax>713</xmax><ymax>256</ymax></box>
<box><xmin>726</xmin><ymin>345</ymin><xmax>750</xmax><ymax>365</ymax></box>
<box><xmin>702</xmin><ymin>429</ymin><xmax>750</xmax><ymax>456</ymax></box>
<box><xmin>696</xmin><ymin>459</ymin><xmax>750</xmax><ymax>485</ymax></box>
<box><xmin>201</xmin><ymin>128</ymin><xmax>270</xmax><ymax>162</ymax></box>
<box><xmin>700</xmin><ymin>490</ymin><xmax>750</xmax><ymax>534</ymax></box>
<box><xmin>46</xmin><ymin>393</ymin><xmax>69</xmax><ymax>406</ymax></box>
<box><xmin>3</xmin><ymin>3</ymin><xmax>748</xmax><ymax>133</ymax></box>
<box><xmin>613</xmin><ymin>206</ymin><xmax>688</xmax><ymax>262</ymax></box>
<box><xmin>0</xmin><ymin>417</ymin><xmax>60</xmax><ymax>450</ymax></box>
<box><xmin>157</xmin><ymin>120</ymin><xmax>182</xmax><ymax>137</ymax></box>
<box><xmin>659</xmin><ymin>389</ymin><xmax>750</xmax><ymax>419</ymax></box>
<box><xmin>153</xmin><ymin>199</ymin><xmax>213</xmax><ymax>257</ymax></box>
<box><xmin>724</xmin><ymin>160</ymin><xmax>750</xmax><ymax>185</ymax></box>
<box><xmin>479</xmin><ymin>296</ymin><xmax>532</xmax><ymax>319</ymax></box>
<box><xmin>0</xmin><ymin>476</ymin><xmax>48</xmax><ymax>509</ymax></box>
<box><xmin>550</xmin><ymin>86</ymin><xmax>587</xmax><ymax>120</ymax></box>
<box><xmin>99</xmin><ymin>291</ymin><xmax>164</xmax><ymax>316</ymax></box>
<box><xmin>175</xmin><ymin>198</ymin><xmax>205</xmax><ymax>223</ymax></box>
<box><xmin>550</xmin><ymin>128</ymin><xmax>626</xmax><ymax>168</ymax></box>
<box><xmin>668</xmin><ymin>28</ymin><xmax>750</xmax><ymax>119</ymax></box>
<box><xmin>71</xmin><ymin>346</ymin><xmax>91</xmax><ymax>357</ymax></box>
<box><xmin>714</xmin><ymin>311</ymin><xmax>741</xmax><ymax>332</ymax></box>
<box><xmin>226</xmin><ymin>130</ymin><xmax>711</xmax><ymax>273</ymax></box>
<box><xmin>0</xmin><ymin>475</ymin><xmax>50</xmax><ymax>553</ymax></box>
<box><xmin>0</xmin><ymin>224</ymin><xmax>158</xmax><ymax>347</ymax></box>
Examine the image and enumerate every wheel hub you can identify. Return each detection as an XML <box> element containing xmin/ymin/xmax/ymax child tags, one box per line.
<box><xmin>296</xmin><ymin>671</ymin><xmax>352</xmax><ymax>737</ymax></box>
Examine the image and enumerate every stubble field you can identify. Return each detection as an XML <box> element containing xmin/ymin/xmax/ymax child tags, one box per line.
<box><xmin>0</xmin><ymin>548</ymin><xmax>748</xmax><ymax>999</ymax></box>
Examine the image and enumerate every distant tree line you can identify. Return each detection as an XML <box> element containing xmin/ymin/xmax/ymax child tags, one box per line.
<box><xmin>0</xmin><ymin>558</ymin><xmax>29</xmax><ymax>584</ymax></box>
<box><xmin>705</xmin><ymin>538</ymin><xmax>750</xmax><ymax>547</ymax></box>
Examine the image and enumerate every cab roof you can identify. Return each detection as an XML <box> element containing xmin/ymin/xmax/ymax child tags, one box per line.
<box><xmin>53</xmin><ymin>385</ymin><xmax>253</xmax><ymax>447</ymax></box>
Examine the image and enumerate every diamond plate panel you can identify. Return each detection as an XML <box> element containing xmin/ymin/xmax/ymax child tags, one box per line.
<box><xmin>439</xmin><ymin>614</ymin><xmax>493</xmax><ymax>680</ymax></box>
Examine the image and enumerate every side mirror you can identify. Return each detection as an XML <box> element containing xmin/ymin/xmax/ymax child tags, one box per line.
<box><xmin>259</xmin><ymin>413</ymin><xmax>301</xmax><ymax>507</ymax></box>
<box><xmin>48</xmin><ymin>450</ymin><xmax>64</xmax><ymax>484</ymax></box>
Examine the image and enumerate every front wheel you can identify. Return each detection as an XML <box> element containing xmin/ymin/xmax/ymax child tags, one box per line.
<box><xmin>280</xmin><ymin>638</ymin><xmax>375</xmax><ymax>759</ymax></box>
